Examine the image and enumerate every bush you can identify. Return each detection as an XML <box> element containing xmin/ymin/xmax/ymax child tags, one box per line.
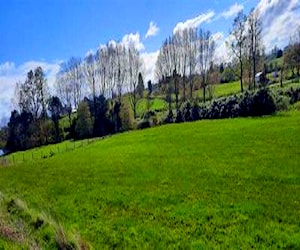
<box><xmin>137</xmin><ymin>119</ymin><xmax>151</xmax><ymax>129</ymax></box>
<box><xmin>191</xmin><ymin>103</ymin><xmax>200</xmax><ymax>121</ymax></box>
<box><xmin>120</xmin><ymin>101</ymin><xmax>134</xmax><ymax>131</ymax></box>
<box><xmin>250</xmin><ymin>88</ymin><xmax>277</xmax><ymax>116</ymax></box>
<box><xmin>164</xmin><ymin>110</ymin><xmax>174</xmax><ymax>124</ymax></box>
<box><xmin>175</xmin><ymin>110</ymin><xmax>183</xmax><ymax>123</ymax></box>
<box><xmin>275</xmin><ymin>95</ymin><xmax>290</xmax><ymax>111</ymax></box>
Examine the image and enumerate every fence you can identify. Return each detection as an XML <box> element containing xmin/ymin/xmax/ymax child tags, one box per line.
<box><xmin>0</xmin><ymin>137</ymin><xmax>105</xmax><ymax>166</ymax></box>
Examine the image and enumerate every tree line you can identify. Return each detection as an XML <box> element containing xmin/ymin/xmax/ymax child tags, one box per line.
<box><xmin>1</xmin><ymin>8</ymin><xmax>300</xmax><ymax>154</ymax></box>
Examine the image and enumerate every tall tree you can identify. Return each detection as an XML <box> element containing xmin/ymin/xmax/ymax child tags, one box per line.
<box><xmin>68</xmin><ymin>57</ymin><xmax>83</xmax><ymax>109</ymax></box>
<box><xmin>137</xmin><ymin>72</ymin><xmax>144</xmax><ymax>99</ymax></box>
<box><xmin>48</xmin><ymin>96</ymin><xmax>63</xmax><ymax>142</ymax></box>
<box><xmin>248</xmin><ymin>8</ymin><xmax>263</xmax><ymax>89</ymax></box>
<box><xmin>56</xmin><ymin>62</ymin><xmax>73</xmax><ymax>125</ymax></box>
<box><xmin>97</xmin><ymin>46</ymin><xmax>109</xmax><ymax>96</ymax></box>
<box><xmin>198</xmin><ymin>29</ymin><xmax>215</xmax><ymax>103</ymax></box>
<box><xmin>229</xmin><ymin>11</ymin><xmax>247</xmax><ymax>92</ymax></box>
<box><xmin>17</xmin><ymin>67</ymin><xmax>48</xmax><ymax>120</ymax></box>
<box><xmin>75</xmin><ymin>101</ymin><xmax>93</xmax><ymax>139</ymax></box>
<box><xmin>128</xmin><ymin>46</ymin><xmax>141</xmax><ymax>119</ymax></box>
<box><xmin>84</xmin><ymin>53</ymin><xmax>97</xmax><ymax>117</ymax></box>
<box><xmin>187</xmin><ymin>28</ymin><xmax>198</xmax><ymax>100</ymax></box>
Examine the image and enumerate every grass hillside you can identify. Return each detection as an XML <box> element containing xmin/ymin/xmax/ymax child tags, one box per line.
<box><xmin>0</xmin><ymin>111</ymin><xmax>300</xmax><ymax>248</ymax></box>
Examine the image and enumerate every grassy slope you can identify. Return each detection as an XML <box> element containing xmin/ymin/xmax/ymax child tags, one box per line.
<box><xmin>0</xmin><ymin>111</ymin><xmax>300</xmax><ymax>248</ymax></box>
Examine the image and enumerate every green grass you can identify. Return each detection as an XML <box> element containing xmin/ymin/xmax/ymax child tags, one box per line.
<box><xmin>1</xmin><ymin>111</ymin><xmax>300</xmax><ymax>248</ymax></box>
<box><xmin>136</xmin><ymin>98</ymin><xmax>168</xmax><ymax>117</ymax></box>
<box><xmin>213</xmin><ymin>81</ymin><xmax>241</xmax><ymax>97</ymax></box>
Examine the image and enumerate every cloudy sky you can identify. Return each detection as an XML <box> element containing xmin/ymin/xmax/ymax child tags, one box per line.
<box><xmin>0</xmin><ymin>0</ymin><xmax>299</xmax><ymax>123</ymax></box>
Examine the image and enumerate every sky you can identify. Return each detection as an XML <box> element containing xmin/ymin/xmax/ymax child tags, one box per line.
<box><xmin>0</xmin><ymin>0</ymin><xmax>299</xmax><ymax>124</ymax></box>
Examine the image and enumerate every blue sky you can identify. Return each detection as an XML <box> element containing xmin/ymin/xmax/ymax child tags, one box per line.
<box><xmin>0</xmin><ymin>0</ymin><xmax>299</xmax><ymax>123</ymax></box>
<box><xmin>0</xmin><ymin>0</ymin><xmax>259</xmax><ymax>64</ymax></box>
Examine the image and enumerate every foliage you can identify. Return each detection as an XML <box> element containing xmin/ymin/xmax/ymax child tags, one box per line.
<box><xmin>85</xmin><ymin>95</ymin><xmax>112</xmax><ymax>137</ymax></box>
<box><xmin>179</xmin><ymin>88</ymin><xmax>278</xmax><ymax>122</ymax></box>
<box><xmin>0</xmin><ymin>128</ymin><xmax>8</xmax><ymax>149</ymax></box>
<box><xmin>120</xmin><ymin>101</ymin><xmax>135</xmax><ymax>131</ymax></box>
<box><xmin>75</xmin><ymin>102</ymin><xmax>93</xmax><ymax>139</ymax></box>
<box><xmin>48</xmin><ymin>96</ymin><xmax>63</xmax><ymax>142</ymax></box>
<box><xmin>137</xmin><ymin>119</ymin><xmax>151</xmax><ymax>129</ymax></box>
<box><xmin>137</xmin><ymin>72</ymin><xmax>144</xmax><ymax>99</ymax></box>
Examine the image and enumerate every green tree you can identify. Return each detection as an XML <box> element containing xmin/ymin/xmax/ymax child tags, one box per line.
<box><xmin>48</xmin><ymin>96</ymin><xmax>63</xmax><ymax>142</ymax></box>
<box><xmin>75</xmin><ymin>102</ymin><xmax>93</xmax><ymax>139</ymax></box>
<box><xmin>137</xmin><ymin>72</ymin><xmax>144</xmax><ymax>99</ymax></box>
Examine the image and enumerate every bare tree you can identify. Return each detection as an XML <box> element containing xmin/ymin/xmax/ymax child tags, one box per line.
<box><xmin>229</xmin><ymin>11</ymin><xmax>247</xmax><ymax>92</ymax></box>
<box><xmin>248</xmin><ymin>8</ymin><xmax>263</xmax><ymax>89</ymax></box>
<box><xmin>97</xmin><ymin>46</ymin><xmax>109</xmax><ymax>96</ymax></box>
<box><xmin>83</xmin><ymin>53</ymin><xmax>97</xmax><ymax>102</ymax></box>
<box><xmin>180</xmin><ymin>28</ymin><xmax>189</xmax><ymax>101</ymax></box>
<box><xmin>107</xmin><ymin>43</ymin><xmax>117</xmax><ymax>99</ymax></box>
<box><xmin>68</xmin><ymin>57</ymin><xmax>83</xmax><ymax>109</ymax></box>
<box><xmin>187</xmin><ymin>28</ymin><xmax>198</xmax><ymax>100</ymax></box>
<box><xmin>128</xmin><ymin>46</ymin><xmax>141</xmax><ymax>118</ymax></box>
<box><xmin>56</xmin><ymin>62</ymin><xmax>73</xmax><ymax>125</ymax></box>
<box><xmin>17</xmin><ymin>67</ymin><xmax>48</xmax><ymax>120</ymax></box>
<box><xmin>198</xmin><ymin>29</ymin><xmax>215</xmax><ymax>103</ymax></box>
<box><xmin>116</xmin><ymin>44</ymin><xmax>127</xmax><ymax>103</ymax></box>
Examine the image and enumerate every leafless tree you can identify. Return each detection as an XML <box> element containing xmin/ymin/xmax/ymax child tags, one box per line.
<box><xmin>198</xmin><ymin>29</ymin><xmax>215</xmax><ymax>103</ymax></box>
<box><xmin>229</xmin><ymin>11</ymin><xmax>247</xmax><ymax>92</ymax></box>
<box><xmin>248</xmin><ymin>8</ymin><xmax>263</xmax><ymax>89</ymax></box>
<box><xmin>83</xmin><ymin>52</ymin><xmax>99</xmax><ymax>120</ymax></box>
<box><xmin>16</xmin><ymin>67</ymin><xmax>48</xmax><ymax>120</ymax></box>
<box><xmin>69</xmin><ymin>57</ymin><xmax>83</xmax><ymax>109</ymax></box>
<box><xmin>187</xmin><ymin>28</ymin><xmax>198</xmax><ymax>100</ymax></box>
<box><xmin>56</xmin><ymin>62</ymin><xmax>73</xmax><ymax>124</ymax></box>
<box><xmin>97</xmin><ymin>46</ymin><xmax>109</xmax><ymax>96</ymax></box>
<box><xmin>107</xmin><ymin>43</ymin><xmax>117</xmax><ymax>99</ymax></box>
<box><xmin>127</xmin><ymin>45</ymin><xmax>142</xmax><ymax>118</ymax></box>
<box><xmin>116</xmin><ymin>44</ymin><xmax>127</xmax><ymax>103</ymax></box>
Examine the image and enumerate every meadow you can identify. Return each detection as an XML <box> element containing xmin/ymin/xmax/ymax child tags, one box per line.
<box><xmin>0</xmin><ymin>109</ymin><xmax>300</xmax><ymax>248</ymax></box>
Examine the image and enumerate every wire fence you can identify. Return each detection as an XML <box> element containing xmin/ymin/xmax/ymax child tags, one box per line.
<box><xmin>0</xmin><ymin>137</ymin><xmax>104</xmax><ymax>167</ymax></box>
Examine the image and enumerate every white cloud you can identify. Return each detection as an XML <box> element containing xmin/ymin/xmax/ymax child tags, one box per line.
<box><xmin>173</xmin><ymin>11</ymin><xmax>215</xmax><ymax>34</ymax></box>
<box><xmin>141</xmin><ymin>51</ymin><xmax>159</xmax><ymax>82</ymax></box>
<box><xmin>0</xmin><ymin>61</ymin><xmax>60</xmax><ymax>122</ymax></box>
<box><xmin>256</xmin><ymin>0</ymin><xmax>300</xmax><ymax>51</ymax></box>
<box><xmin>121</xmin><ymin>32</ymin><xmax>145</xmax><ymax>51</ymax></box>
<box><xmin>221</xmin><ymin>3</ymin><xmax>244</xmax><ymax>19</ymax></box>
<box><xmin>145</xmin><ymin>21</ymin><xmax>159</xmax><ymax>38</ymax></box>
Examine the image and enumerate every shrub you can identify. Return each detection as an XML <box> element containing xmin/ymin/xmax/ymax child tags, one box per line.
<box><xmin>180</xmin><ymin>102</ymin><xmax>192</xmax><ymax>122</ymax></box>
<box><xmin>75</xmin><ymin>102</ymin><xmax>93</xmax><ymax>139</ymax></box>
<box><xmin>191</xmin><ymin>103</ymin><xmax>200</xmax><ymax>121</ymax></box>
<box><xmin>164</xmin><ymin>110</ymin><xmax>174</xmax><ymax>124</ymax></box>
<box><xmin>251</xmin><ymin>88</ymin><xmax>277</xmax><ymax>116</ymax></box>
<box><xmin>275</xmin><ymin>94</ymin><xmax>290</xmax><ymax>111</ymax></box>
<box><xmin>175</xmin><ymin>110</ymin><xmax>183</xmax><ymax>123</ymax></box>
<box><xmin>120</xmin><ymin>101</ymin><xmax>134</xmax><ymax>131</ymax></box>
<box><xmin>137</xmin><ymin>119</ymin><xmax>151</xmax><ymax>129</ymax></box>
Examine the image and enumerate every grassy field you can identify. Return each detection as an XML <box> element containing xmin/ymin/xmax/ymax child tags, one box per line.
<box><xmin>0</xmin><ymin>111</ymin><xmax>300</xmax><ymax>248</ymax></box>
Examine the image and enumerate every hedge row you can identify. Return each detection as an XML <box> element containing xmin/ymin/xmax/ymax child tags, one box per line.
<box><xmin>172</xmin><ymin>86</ymin><xmax>300</xmax><ymax>123</ymax></box>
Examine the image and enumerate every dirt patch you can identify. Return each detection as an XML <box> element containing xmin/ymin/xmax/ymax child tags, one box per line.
<box><xmin>0</xmin><ymin>224</ymin><xmax>23</xmax><ymax>242</ymax></box>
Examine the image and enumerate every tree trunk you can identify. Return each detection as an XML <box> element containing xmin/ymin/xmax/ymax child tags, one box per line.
<box><xmin>240</xmin><ymin>60</ymin><xmax>244</xmax><ymax>93</ymax></box>
<box><xmin>189</xmin><ymin>74</ymin><xmax>193</xmax><ymax>100</ymax></box>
